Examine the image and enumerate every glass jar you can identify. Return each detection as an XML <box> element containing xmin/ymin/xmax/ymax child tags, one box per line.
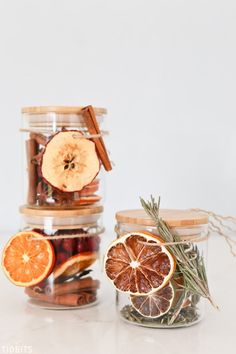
<box><xmin>19</xmin><ymin>205</ymin><xmax>104</xmax><ymax>309</ymax></box>
<box><xmin>21</xmin><ymin>106</ymin><xmax>108</xmax><ymax>208</ymax></box>
<box><xmin>113</xmin><ymin>209</ymin><xmax>209</xmax><ymax>328</ymax></box>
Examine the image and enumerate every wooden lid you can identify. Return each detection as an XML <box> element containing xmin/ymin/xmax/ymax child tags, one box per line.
<box><xmin>115</xmin><ymin>209</ymin><xmax>209</xmax><ymax>227</ymax></box>
<box><xmin>21</xmin><ymin>106</ymin><xmax>107</xmax><ymax>115</ymax></box>
<box><xmin>19</xmin><ymin>205</ymin><xmax>103</xmax><ymax>217</ymax></box>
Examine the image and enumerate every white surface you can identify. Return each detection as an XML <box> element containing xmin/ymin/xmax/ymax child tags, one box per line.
<box><xmin>0</xmin><ymin>1</ymin><xmax>236</xmax><ymax>231</ymax></box>
<box><xmin>0</xmin><ymin>233</ymin><xmax>235</xmax><ymax>354</ymax></box>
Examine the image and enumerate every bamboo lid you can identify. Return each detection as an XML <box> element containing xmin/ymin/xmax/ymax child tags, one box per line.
<box><xmin>19</xmin><ymin>205</ymin><xmax>103</xmax><ymax>217</ymax></box>
<box><xmin>116</xmin><ymin>209</ymin><xmax>209</xmax><ymax>227</ymax></box>
<box><xmin>21</xmin><ymin>106</ymin><xmax>107</xmax><ymax>115</ymax></box>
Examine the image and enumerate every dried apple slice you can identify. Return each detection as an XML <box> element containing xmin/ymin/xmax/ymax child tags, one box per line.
<box><xmin>41</xmin><ymin>131</ymin><xmax>100</xmax><ymax>192</ymax></box>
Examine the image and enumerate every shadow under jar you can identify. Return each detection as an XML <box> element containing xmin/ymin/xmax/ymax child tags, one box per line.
<box><xmin>20</xmin><ymin>205</ymin><xmax>104</xmax><ymax>309</ymax></box>
<box><xmin>111</xmin><ymin>209</ymin><xmax>209</xmax><ymax>328</ymax></box>
<box><xmin>21</xmin><ymin>106</ymin><xmax>108</xmax><ymax>208</ymax></box>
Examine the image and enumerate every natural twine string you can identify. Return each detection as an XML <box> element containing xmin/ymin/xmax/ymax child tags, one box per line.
<box><xmin>30</xmin><ymin>226</ymin><xmax>105</xmax><ymax>241</ymax></box>
<box><xmin>115</xmin><ymin>224</ymin><xmax>209</xmax><ymax>247</ymax></box>
<box><xmin>72</xmin><ymin>133</ymin><xmax>104</xmax><ymax>139</ymax></box>
<box><xmin>116</xmin><ymin>208</ymin><xmax>236</xmax><ymax>257</ymax></box>
<box><xmin>20</xmin><ymin>129</ymin><xmax>105</xmax><ymax>139</ymax></box>
<box><xmin>191</xmin><ymin>208</ymin><xmax>236</xmax><ymax>224</ymax></box>
<box><xmin>191</xmin><ymin>209</ymin><xmax>236</xmax><ymax>257</ymax></box>
<box><xmin>137</xmin><ymin>234</ymin><xmax>209</xmax><ymax>247</ymax></box>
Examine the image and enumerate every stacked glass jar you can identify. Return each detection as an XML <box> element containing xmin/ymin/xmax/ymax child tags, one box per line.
<box><xmin>21</xmin><ymin>106</ymin><xmax>109</xmax><ymax>208</ymax></box>
<box><xmin>19</xmin><ymin>205</ymin><xmax>103</xmax><ymax>309</ymax></box>
<box><xmin>2</xmin><ymin>106</ymin><xmax>110</xmax><ymax>309</ymax></box>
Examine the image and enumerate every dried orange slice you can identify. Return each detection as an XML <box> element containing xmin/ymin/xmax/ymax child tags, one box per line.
<box><xmin>41</xmin><ymin>131</ymin><xmax>100</xmax><ymax>192</ymax></box>
<box><xmin>80</xmin><ymin>179</ymin><xmax>99</xmax><ymax>196</ymax></box>
<box><xmin>2</xmin><ymin>231</ymin><xmax>55</xmax><ymax>287</ymax></box>
<box><xmin>104</xmin><ymin>232</ymin><xmax>176</xmax><ymax>295</ymax></box>
<box><xmin>75</xmin><ymin>195</ymin><xmax>101</xmax><ymax>206</ymax></box>
<box><xmin>130</xmin><ymin>282</ymin><xmax>174</xmax><ymax>318</ymax></box>
<box><xmin>54</xmin><ymin>252</ymin><xmax>98</xmax><ymax>279</ymax></box>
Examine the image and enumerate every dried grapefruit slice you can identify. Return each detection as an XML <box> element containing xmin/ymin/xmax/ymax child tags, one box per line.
<box><xmin>2</xmin><ymin>231</ymin><xmax>55</xmax><ymax>287</ymax></box>
<box><xmin>104</xmin><ymin>232</ymin><xmax>176</xmax><ymax>295</ymax></box>
<box><xmin>130</xmin><ymin>282</ymin><xmax>174</xmax><ymax>318</ymax></box>
<box><xmin>54</xmin><ymin>252</ymin><xmax>98</xmax><ymax>279</ymax></box>
<box><xmin>41</xmin><ymin>131</ymin><xmax>100</xmax><ymax>192</ymax></box>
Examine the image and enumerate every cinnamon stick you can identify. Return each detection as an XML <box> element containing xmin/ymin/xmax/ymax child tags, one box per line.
<box><xmin>42</xmin><ymin>277</ymin><xmax>100</xmax><ymax>296</ymax></box>
<box><xmin>26</xmin><ymin>139</ymin><xmax>38</xmax><ymax>204</ymax></box>
<box><xmin>77</xmin><ymin>292</ymin><xmax>96</xmax><ymax>306</ymax></box>
<box><xmin>30</xmin><ymin>132</ymin><xmax>47</xmax><ymax>146</ymax></box>
<box><xmin>82</xmin><ymin>105</ymin><xmax>112</xmax><ymax>171</ymax></box>
<box><xmin>31</xmin><ymin>150</ymin><xmax>44</xmax><ymax>165</ymax></box>
<box><xmin>25</xmin><ymin>287</ymin><xmax>97</xmax><ymax>307</ymax></box>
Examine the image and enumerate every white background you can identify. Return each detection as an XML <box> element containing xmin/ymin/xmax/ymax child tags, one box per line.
<box><xmin>0</xmin><ymin>0</ymin><xmax>236</xmax><ymax>232</ymax></box>
<box><xmin>0</xmin><ymin>2</ymin><xmax>236</xmax><ymax>353</ymax></box>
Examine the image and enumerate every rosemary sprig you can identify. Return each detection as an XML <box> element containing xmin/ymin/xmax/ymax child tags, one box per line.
<box><xmin>140</xmin><ymin>196</ymin><xmax>218</xmax><ymax>309</ymax></box>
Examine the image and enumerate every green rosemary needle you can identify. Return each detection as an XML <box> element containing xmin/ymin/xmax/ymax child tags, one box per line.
<box><xmin>140</xmin><ymin>196</ymin><xmax>218</xmax><ymax>309</ymax></box>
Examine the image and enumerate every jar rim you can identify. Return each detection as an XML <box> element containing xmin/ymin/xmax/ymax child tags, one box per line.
<box><xmin>115</xmin><ymin>209</ymin><xmax>209</xmax><ymax>227</ymax></box>
<box><xmin>19</xmin><ymin>205</ymin><xmax>103</xmax><ymax>217</ymax></box>
<box><xmin>21</xmin><ymin>106</ymin><xmax>107</xmax><ymax>115</ymax></box>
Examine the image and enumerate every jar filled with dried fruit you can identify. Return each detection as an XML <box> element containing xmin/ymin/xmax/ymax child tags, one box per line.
<box><xmin>104</xmin><ymin>206</ymin><xmax>212</xmax><ymax>328</ymax></box>
<box><xmin>1</xmin><ymin>205</ymin><xmax>103</xmax><ymax>309</ymax></box>
<box><xmin>21</xmin><ymin>106</ymin><xmax>112</xmax><ymax>208</ymax></box>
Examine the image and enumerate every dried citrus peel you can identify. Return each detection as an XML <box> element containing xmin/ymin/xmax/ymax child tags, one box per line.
<box><xmin>130</xmin><ymin>282</ymin><xmax>174</xmax><ymax>318</ymax></box>
<box><xmin>2</xmin><ymin>231</ymin><xmax>55</xmax><ymax>287</ymax></box>
<box><xmin>54</xmin><ymin>251</ymin><xmax>98</xmax><ymax>279</ymax></box>
<box><xmin>104</xmin><ymin>231</ymin><xmax>176</xmax><ymax>296</ymax></box>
